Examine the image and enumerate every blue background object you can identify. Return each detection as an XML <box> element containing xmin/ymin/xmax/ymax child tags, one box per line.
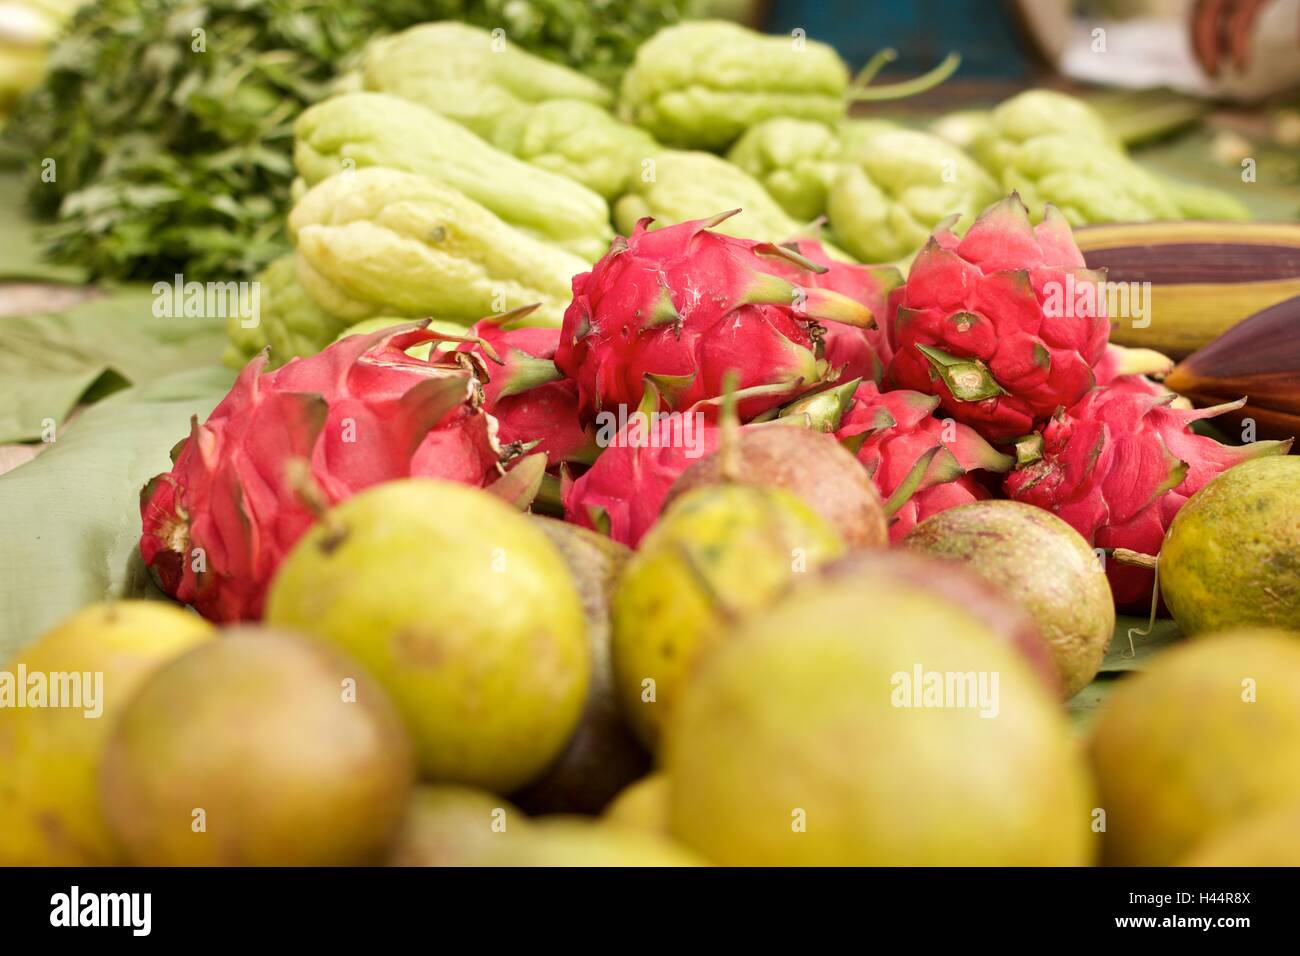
<box><xmin>765</xmin><ymin>0</ymin><xmax>1034</xmax><ymax>77</ymax></box>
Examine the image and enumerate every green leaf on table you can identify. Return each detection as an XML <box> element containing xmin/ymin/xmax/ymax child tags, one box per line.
<box><xmin>0</xmin><ymin>366</ymin><xmax>234</xmax><ymax>659</ymax></box>
<box><xmin>1133</xmin><ymin>127</ymin><xmax>1300</xmax><ymax>220</ymax></box>
<box><xmin>0</xmin><ymin>173</ymin><xmax>85</xmax><ymax>283</ymax></box>
<box><xmin>1067</xmin><ymin>673</ymin><xmax>1127</xmax><ymax>734</ymax></box>
<box><xmin>0</xmin><ymin>285</ymin><xmax>227</xmax><ymax>442</ymax></box>
<box><xmin>1100</xmin><ymin>614</ymin><xmax>1184</xmax><ymax>672</ymax></box>
<box><xmin>1069</xmin><ymin>610</ymin><xmax>1185</xmax><ymax>732</ymax></box>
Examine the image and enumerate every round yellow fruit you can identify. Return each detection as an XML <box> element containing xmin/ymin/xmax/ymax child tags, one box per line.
<box><xmin>612</xmin><ymin>483</ymin><xmax>844</xmax><ymax>749</ymax></box>
<box><xmin>1159</xmin><ymin>457</ymin><xmax>1300</xmax><ymax>636</ymax></box>
<box><xmin>0</xmin><ymin>602</ymin><xmax>214</xmax><ymax>865</ymax></box>
<box><xmin>387</xmin><ymin>785</ymin><xmax>528</xmax><ymax>866</ymax></box>
<box><xmin>904</xmin><ymin>500</ymin><xmax>1115</xmax><ymax>698</ymax></box>
<box><xmin>100</xmin><ymin>628</ymin><xmax>414</xmax><ymax>866</ymax></box>
<box><xmin>1089</xmin><ymin>628</ymin><xmax>1300</xmax><ymax>865</ymax></box>
<box><xmin>265</xmin><ymin>479</ymin><xmax>589</xmax><ymax>792</ymax></box>
<box><xmin>484</xmin><ymin>817</ymin><xmax>704</xmax><ymax>866</ymax></box>
<box><xmin>666</xmin><ymin>566</ymin><xmax>1095</xmax><ymax>865</ymax></box>
<box><xmin>1180</xmin><ymin>803</ymin><xmax>1300</xmax><ymax>866</ymax></box>
<box><xmin>603</xmin><ymin>773</ymin><xmax>670</xmax><ymax>834</ymax></box>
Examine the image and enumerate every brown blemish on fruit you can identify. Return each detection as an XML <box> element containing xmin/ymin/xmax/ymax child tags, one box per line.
<box><xmin>317</xmin><ymin>525</ymin><xmax>350</xmax><ymax>556</ymax></box>
<box><xmin>392</xmin><ymin>626</ymin><xmax>446</xmax><ymax>668</ymax></box>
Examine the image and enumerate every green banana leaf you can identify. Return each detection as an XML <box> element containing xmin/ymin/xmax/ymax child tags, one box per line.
<box><xmin>1067</xmin><ymin>673</ymin><xmax>1123</xmax><ymax>734</ymax></box>
<box><xmin>1100</xmin><ymin>614</ymin><xmax>1183</xmax><ymax>672</ymax></box>
<box><xmin>0</xmin><ymin>286</ymin><xmax>227</xmax><ymax>443</ymax></box>
<box><xmin>1134</xmin><ymin>127</ymin><xmax>1300</xmax><ymax>221</ymax></box>
<box><xmin>0</xmin><ymin>173</ymin><xmax>84</xmax><ymax>283</ymax></box>
<box><xmin>1068</xmin><ymin>614</ymin><xmax>1184</xmax><ymax>732</ymax></box>
<box><xmin>0</xmin><ymin>366</ymin><xmax>234</xmax><ymax>658</ymax></box>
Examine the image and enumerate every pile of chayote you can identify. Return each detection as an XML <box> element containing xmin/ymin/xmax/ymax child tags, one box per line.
<box><xmin>231</xmin><ymin>21</ymin><xmax>1248</xmax><ymax>367</ymax></box>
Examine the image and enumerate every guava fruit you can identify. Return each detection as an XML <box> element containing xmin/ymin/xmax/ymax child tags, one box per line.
<box><xmin>100</xmin><ymin>628</ymin><xmax>414</xmax><ymax>866</ymax></box>
<box><xmin>603</xmin><ymin>773</ymin><xmax>670</xmax><ymax>833</ymax></box>
<box><xmin>823</xmin><ymin>549</ymin><xmax>1060</xmax><ymax>694</ymax></box>
<box><xmin>612</xmin><ymin>483</ymin><xmax>845</xmax><ymax>749</ymax></box>
<box><xmin>667</xmin><ymin>426</ymin><xmax>888</xmax><ymax>550</ymax></box>
<box><xmin>665</xmin><ymin>565</ymin><xmax>1094</xmax><ymax>866</ymax></box>
<box><xmin>513</xmin><ymin>518</ymin><xmax>649</xmax><ymax>815</ymax></box>
<box><xmin>1157</xmin><ymin>457</ymin><xmax>1300</xmax><ymax>636</ymax></box>
<box><xmin>1088</xmin><ymin>628</ymin><xmax>1300</xmax><ymax>866</ymax></box>
<box><xmin>387</xmin><ymin>785</ymin><xmax>527</xmax><ymax>866</ymax></box>
<box><xmin>1179</xmin><ymin>803</ymin><xmax>1300</xmax><ymax>866</ymax></box>
<box><xmin>483</xmin><ymin>817</ymin><xmax>705</xmax><ymax>866</ymax></box>
<box><xmin>0</xmin><ymin>602</ymin><xmax>214</xmax><ymax>865</ymax></box>
<box><xmin>904</xmin><ymin>500</ymin><xmax>1115</xmax><ymax>698</ymax></box>
<box><xmin>265</xmin><ymin>479</ymin><xmax>589</xmax><ymax>792</ymax></box>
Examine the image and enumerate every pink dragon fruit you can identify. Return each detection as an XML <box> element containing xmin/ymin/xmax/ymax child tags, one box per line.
<box><xmin>140</xmin><ymin>324</ymin><xmax>528</xmax><ymax>622</ymax></box>
<box><xmin>561</xmin><ymin>383</ymin><xmax>721</xmax><ymax>547</ymax></box>
<box><xmin>763</xmin><ymin>239</ymin><xmax>902</xmax><ymax>385</ymax></box>
<box><xmin>834</xmin><ymin>381</ymin><xmax>1014</xmax><ymax>541</ymax></box>
<box><xmin>889</xmin><ymin>195</ymin><xmax>1110</xmax><ymax>442</ymax></box>
<box><xmin>562</xmin><ymin>429</ymin><xmax>722</xmax><ymax>548</ymax></box>
<box><xmin>554</xmin><ymin>211</ymin><xmax>875</xmax><ymax>424</ymax></box>
<box><xmin>1005</xmin><ymin>386</ymin><xmax>1292</xmax><ymax>606</ymax></box>
<box><xmin>455</xmin><ymin>318</ymin><xmax>598</xmax><ymax>468</ymax></box>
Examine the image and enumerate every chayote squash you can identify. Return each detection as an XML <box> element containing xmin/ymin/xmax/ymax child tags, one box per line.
<box><xmin>612</xmin><ymin>149</ymin><xmax>805</xmax><ymax>242</ymax></box>
<box><xmin>357</xmin><ymin>23</ymin><xmax>611</xmax><ymax>144</ymax></box>
<box><xmin>287</xmin><ymin>167</ymin><xmax>590</xmax><ymax>328</ymax></box>
<box><xmin>827</xmin><ymin>124</ymin><xmax>1000</xmax><ymax>263</ymax></box>
<box><xmin>294</xmin><ymin>93</ymin><xmax>613</xmax><ymax>261</ymax></box>
<box><xmin>492</xmin><ymin>99</ymin><xmax>659</xmax><ymax>201</ymax></box>
<box><xmin>619</xmin><ymin>20</ymin><xmax>849</xmax><ymax>151</ymax></box>
<box><xmin>726</xmin><ymin>118</ymin><xmax>845</xmax><ymax>222</ymax></box>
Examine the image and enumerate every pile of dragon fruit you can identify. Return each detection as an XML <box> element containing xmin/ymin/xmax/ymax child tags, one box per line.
<box><xmin>139</xmin><ymin>195</ymin><xmax>1276</xmax><ymax>621</ymax></box>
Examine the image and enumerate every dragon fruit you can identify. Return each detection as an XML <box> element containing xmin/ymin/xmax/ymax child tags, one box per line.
<box><xmin>834</xmin><ymin>381</ymin><xmax>1014</xmax><ymax>541</ymax></box>
<box><xmin>561</xmin><ymin>383</ymin><xmax>722</xmax><ymax>548</ymax></box>
<box><xmin>764</xmin><ymin>238</ymin><xmax>902</xmax><ymax>385</ymax></box>
<box><xmin>889</xmin><ymin>194</ymin><xmax>1110</xmax><ymax>442</ymax></box>
<box><xmin>562</xmin><ymin>429</ymin><xmax>722</xmax><ymax>548</ymax></box>
<box><xmin>455</xmin><ymin>317</ymin><xmax>598</xmax><ymax>468</ymax></box>
<box><xmin>1005</xmin><ymin>386</ymin><xmax>1292</xmax><ymax>606</ymax></box>
<box><xmin>554</xmin><ymin>211</ymin><xmax>875</xmax><ymax>425</ymax></box>
<box><xmin>140</xmin><ymin>324</ymin><xmax>525</xmax><ymax>622</ymax></box>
